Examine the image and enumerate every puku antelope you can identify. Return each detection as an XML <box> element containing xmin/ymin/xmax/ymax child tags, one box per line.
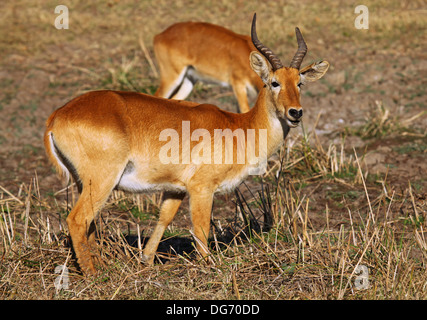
<box><xmin>154</xmin><ymin>21</ymin><xmax>264</xmax><ymax>113</ymax></box>
<box><xmin>44</xmin><ymin>14</ymin><xmax>329</xmax><ymax>274</ymax></box>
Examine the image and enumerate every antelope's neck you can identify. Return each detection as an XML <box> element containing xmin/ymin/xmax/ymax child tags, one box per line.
<box><xmin>244</xmin><ymin>89</ymin><xmax>289</xmax><ymax>158</ymax></box>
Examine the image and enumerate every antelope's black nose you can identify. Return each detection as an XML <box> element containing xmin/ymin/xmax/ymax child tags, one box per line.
<box><xmin>289</xmin><ymin>108</ymin><xmax>303</xmax><ymax>119</ymax></box>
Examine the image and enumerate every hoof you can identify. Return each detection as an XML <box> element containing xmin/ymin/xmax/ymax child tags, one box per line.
<box><xmin>141</xmin><ymin>254</ymin><xmax>155</xmax><ymax>266</ymax></box>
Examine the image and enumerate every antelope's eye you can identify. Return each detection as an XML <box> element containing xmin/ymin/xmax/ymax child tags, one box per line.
<box><xmin>271</xmin><ymin>81</ymin><xmax>280</xmax><ymax>88</ymax></box>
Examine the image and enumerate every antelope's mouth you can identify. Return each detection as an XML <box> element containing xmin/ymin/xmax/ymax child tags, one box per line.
<box><xmin>287</xmin><ymin>118</ymin><xmax>300</xmax><ymax>128</ymax></box>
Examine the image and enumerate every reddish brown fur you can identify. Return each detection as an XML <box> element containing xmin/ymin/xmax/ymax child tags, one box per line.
<box><xmin>44</xmin><ymin>26</ymin><xmax>329</xmax><ymax>275</ymax></box>
<box><xmin>154</xmin><ymin>22</ymin><xmax>264</xmax><ymax>113</ymax></box>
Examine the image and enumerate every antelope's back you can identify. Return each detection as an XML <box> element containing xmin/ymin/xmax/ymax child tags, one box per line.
<box><xmin>154</xmin><ymin>22</ymin><xmax>257</xmax><ymax>81</ymax></box>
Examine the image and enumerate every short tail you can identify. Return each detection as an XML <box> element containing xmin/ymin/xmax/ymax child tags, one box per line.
<box><xmin>44</xmin><ymin>114</ymin><xmax>70</xmax><ymax>185</ymax></box>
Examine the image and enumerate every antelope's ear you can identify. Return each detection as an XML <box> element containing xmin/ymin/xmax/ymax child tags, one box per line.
<box><xmin>250</xmin><ymin>51</ymin><xmax>271</xmax><ymax>85</ymax></box>
<box><xmin>300</xmin><ymin>61</ymin><xmax>329</xmax><ymax>84</ymax></box>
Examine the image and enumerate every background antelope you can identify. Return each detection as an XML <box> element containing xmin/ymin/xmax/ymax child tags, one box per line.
<box><xmin>44</xmin><ymin>14</ymin><xmax>329</xmax><ymax>274</ymax></box>
<box><xmin>154</xmin><ymin>21</ymin><xmax>264</xmax><ymax>113</ymax></box>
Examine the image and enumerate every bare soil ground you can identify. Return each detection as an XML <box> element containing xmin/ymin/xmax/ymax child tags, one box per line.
<box><xmin>0</xmin><ymin>0</ymin><xmax>426</xmax><ymax>300</ymax></box>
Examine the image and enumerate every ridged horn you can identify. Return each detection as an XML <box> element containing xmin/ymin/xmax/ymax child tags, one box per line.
<box><xmin>251</xmin><ymin>13</ymin><xmax>283</xmax><ymax>71</ymax></box>
<box><xmin>289</xmin><ymin>27</ymin><xmax>307</xmax><ymax>70</ymax></box>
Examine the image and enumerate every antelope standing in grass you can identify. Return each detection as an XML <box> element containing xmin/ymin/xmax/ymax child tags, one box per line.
<box><xmin>154</xmin><ymin>21</ymin><xmax>264</xmax><ymax>113</ymax></box>
<box><xmin>44</xmin><ymin>14</ymin><xmax>329</xmax><ymax>274</ymax></box>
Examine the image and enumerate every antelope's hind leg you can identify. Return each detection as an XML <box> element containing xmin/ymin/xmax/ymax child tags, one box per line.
<box><xmin>66</xmin><ymin>175</ymin><xmax>119</xmax><ymax>274</ymax></box>
<box><xmin>155</xmin><ymin>66</ymin><xmax>190</xmax><ymax>100</ymax></box>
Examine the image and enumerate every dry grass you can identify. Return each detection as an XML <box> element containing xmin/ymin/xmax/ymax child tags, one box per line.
<box><xmin>1</xmin><ymin>131</ymin><xmax>426</xmax><ymax>300</ymax></box>
<box><xmin>1</xmin><ymin>0</ymin><xmax>426</xmax><ymax>301</ymax></box>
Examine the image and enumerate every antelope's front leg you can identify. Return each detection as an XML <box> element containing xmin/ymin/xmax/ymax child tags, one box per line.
<box><xmin>188</xmin><ymin>188</ymin><xmax>214</xmax><ymax>260</ymax></box>
<box><xmin>142</xmin><ymin>192</ymin><xmax>185</xmax><ymax>265</ymax></box>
